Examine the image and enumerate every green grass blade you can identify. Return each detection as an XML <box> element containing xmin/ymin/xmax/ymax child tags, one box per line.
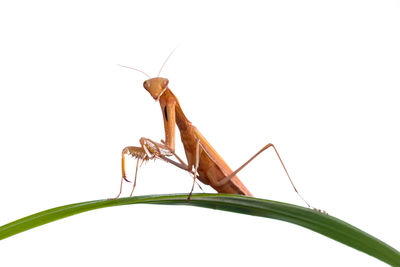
<box><xmin>1</xmin><ymin>193</ymin><xmax>399</xmax><ymax>266</ymax></box>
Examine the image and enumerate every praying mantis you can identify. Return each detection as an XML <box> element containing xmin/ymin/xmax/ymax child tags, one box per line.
<box><xmin>114</xmin><ymin>52</ymin><xmax>311</xmax><ymax>208</ymax></box>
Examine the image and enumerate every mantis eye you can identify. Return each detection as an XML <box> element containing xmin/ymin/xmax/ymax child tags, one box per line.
<box><xmin>162</xmin><ymin>79</ymin><xmax>169</xmax><ymax>88</ymax></box>
<box><xmin>143</xmin><ymin>81</ymin><xmax>150</xmax><ymax>89</ymax></box>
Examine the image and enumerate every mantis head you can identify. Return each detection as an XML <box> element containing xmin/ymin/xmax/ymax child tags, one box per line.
<box><xmin>119</xmin><ymin>47</ymin><xmax>176</xmax><ymax>102</ymax></box>
<box><xmin>143</xmin><ymin>77</ymin><xmax>169</xmax><ymax>101</ymax></box>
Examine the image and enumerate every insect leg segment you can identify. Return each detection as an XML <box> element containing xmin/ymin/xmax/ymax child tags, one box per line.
<box><xmin>200</xmin><ymin>142</ymin><xmax>312</xmax><ymax>208</ymax></box>
<box><xmin>139</xmin><ymin>138</ymin><xmax>173</xmax><ymax>159</ymax></box>
<box><xmin>187</xmin><ymin>138</ymin><xmax>201</xmax><ymax>200</ymax></box>
<box><xmin>161</xmin><ymin>101</ymin><xmax>176</xmax><ymax>153</ymax></box>
<box><xmin>121</xmin><ymin>139</ymin><xmax>173</xmax><ymax>180</ymax></box>
<box><xmin>122</xmin><ymin>137</ymin><xmax>188</xmax><ymax>172</ymax></box>
<box><xmin>139</xmin><ymin>137</ymin><xmax>193</xmax><ymax>171</ymax></box>
<box><xmin>213</xmin><ymin>143</ymin><xmax>280</xmax><ymax>187</ymax></box>
<box><xmin>129</xmin><ymin>159</ymin><xmax>140</xmax><ymax>197</ymax></box>
<box><xmin>110</xmin><ymin>172</ymin><xmax>126</xmax><ymax>199</ymax></box>
<box><xmin>119</xmin><ymin>140</ymin><xmax>186</xmax><ymax>198</ymax></box>
<box><xmin>160</xmin><ymin>139</ymin><xmax>187</xmax><ymax>168</ymax></box>
<box><xmin>121</xmin><ymin>146</ymin><xmax>149</xmax><ymax>181</ymax></box>
<box><xmin>123</xmin><ymin>137</ymin><xmax>204</xmax><ymax>197</ymax></box>
<box><xmin>120</xmin><ymin>144</ymin><xmax>156</xmax><ymax>197</ymax></box>
<box><xmin>111</xmin><ymin>146</ymin><xmax>142</xmax><ymax>199</ymax></box>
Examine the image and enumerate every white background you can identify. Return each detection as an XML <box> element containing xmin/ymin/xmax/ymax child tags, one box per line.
<box><xmin>0</xmin><ymin>1</ymin><xmax>399</xmax><ymax>266</ymax></box>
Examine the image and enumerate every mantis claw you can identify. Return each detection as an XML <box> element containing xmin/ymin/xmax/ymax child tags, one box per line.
<box><xmin>123</xmin><ymin>176</ymin><xmax>131</xmax><ymax>183</ymax></box>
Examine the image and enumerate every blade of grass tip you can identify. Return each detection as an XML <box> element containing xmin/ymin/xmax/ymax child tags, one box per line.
<box><xmin>0</xmin><ymin>193</ymin><xmax>399</xmax><ymax>266</ymax></box>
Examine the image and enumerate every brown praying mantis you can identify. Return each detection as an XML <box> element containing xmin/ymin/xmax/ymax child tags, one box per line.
<box><xmin>114</xmin><ymin>52</ymin><xmax>312</xmax><ymax>208</ymax></box>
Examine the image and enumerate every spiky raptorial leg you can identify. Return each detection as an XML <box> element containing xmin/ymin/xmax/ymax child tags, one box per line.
<box><xmin>141</xmin><ymin>138</ymin><xmax>206</xmax><ymax>195</ymax></box>
<box><xmin>111</xmin><ymin>146</ymin><xmax>147</xmax><ymax>199</ymax></box>
<box><xmin>119</xmin><ymin>145</ymin><xmax>153</xmax><ymax>198</ymax></box>
<box><xmin>114</xmin><ymin>138</ymin><xmax>176</xmax><ymax>198</ymax></box>
<box><xmin>122</xmin><ymin>146</ymin><xmax>149</xmax><ymax>180</ymax></box>
<box><xmin>114</xmin><ymin>137</ymin><xmax>205</xmax><ymax>199</ymax></box>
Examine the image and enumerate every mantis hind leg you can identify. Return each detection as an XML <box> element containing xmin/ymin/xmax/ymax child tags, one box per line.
<box><xmin>202</xmin><ymin>142</ymin><xmax>313</xmax><ymax>208</ymax></box>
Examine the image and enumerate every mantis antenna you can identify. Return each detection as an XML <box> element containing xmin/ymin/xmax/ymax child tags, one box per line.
<box><xmin>158</xmin><ymin>47</ymin><xmax>177</xmax><ymax>77</ymax></box>
<box><xmin>118</xmin><ymin>64</ymin><xmax>151</xmax><ymax>79</ymax></box>
<box><xmin>118</xmin><ymin>46</ymin><xmax>178</xmax><ymax>78</ymax></box>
